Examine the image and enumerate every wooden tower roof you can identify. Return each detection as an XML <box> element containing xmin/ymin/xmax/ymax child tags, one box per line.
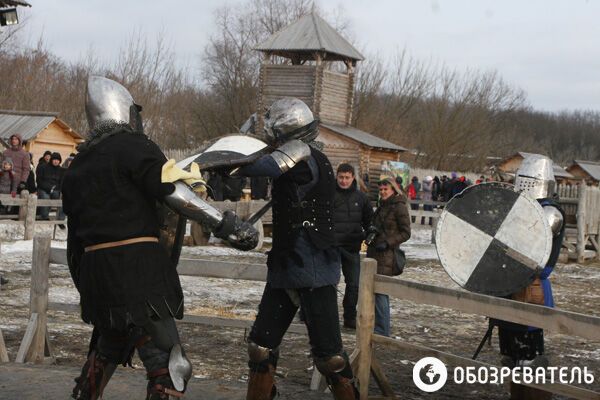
<box><xmin>255</xmin><ymin>12</ymin><xmax>363</xmax><ymax>62</ymax></box>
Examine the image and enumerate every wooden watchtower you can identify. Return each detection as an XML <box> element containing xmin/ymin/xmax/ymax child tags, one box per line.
<box><xmin>254</xmin><ymin>12</ymin><xmax>364</xmax><ymax>131</ymax></box>
<box><xmin>255</xmin><ymin>13</ymin><xmax>406</xmax><ymax>197</ymax></box>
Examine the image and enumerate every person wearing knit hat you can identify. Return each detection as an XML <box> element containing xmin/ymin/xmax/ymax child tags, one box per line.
<box><xmin>378</xmin><ymin>175</ymin><xmax>401</xmax><ymax>195</ymax></box>
<box><xmin>37</xmin><ymin>152</ymin><xmax>65</xmax><ymax>221</ymax></box>
<box><xmin>36</xmin><ymin>150</ymin><xmax>54</xmax><ymax>180</ymax></box>
<box><xmin>367</xmin><ymin>176</ymin><xmax>411</xmax><ymax>336</ymax></box>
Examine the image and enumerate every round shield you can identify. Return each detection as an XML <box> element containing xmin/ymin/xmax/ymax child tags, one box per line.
<box><xmin>176</xmin><ymin>135</ymin><xmax>269</xmax><ymax>170</ymax></box>
<box><xmin>435</xmin><ymin>182</ymin><xmax>552</xmax><ymax>296</ymax></box>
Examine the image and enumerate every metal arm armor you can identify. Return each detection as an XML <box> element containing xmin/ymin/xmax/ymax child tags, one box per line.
<box><xmin>165</xmin><ymin>182</ymin><xmax>224</xmax><ymax>230</ymax></box>
<box><xmin>269</xmin><ymin>139</ymin><xmax>311</xmax><ymax>174</ymax></box>
<box><xmin>164</xmin><ymin>182</ymin><xmax>258</xmax><ymax>250</ymax></box>
<box><xmin>543</xmin><ymin>205</ymin><xmax>563</xmax><ymax>235</ymax></box>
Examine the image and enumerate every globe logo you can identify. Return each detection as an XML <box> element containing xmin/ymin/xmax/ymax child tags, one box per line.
<box><xmin>412</xmin><ymin>357</ymin><xmax>448</xmax><ymax>392</ymax></box>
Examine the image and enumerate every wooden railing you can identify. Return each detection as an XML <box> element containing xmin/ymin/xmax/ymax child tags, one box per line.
<box><xmin>0</xmin><ymin>193</ymin><xmax>65</xmax><ymax>240</ymax></box>
<box><xmin>354</xmin><ymin>260</ymin><xmax>600</xmax><ymax>400</ymax></box>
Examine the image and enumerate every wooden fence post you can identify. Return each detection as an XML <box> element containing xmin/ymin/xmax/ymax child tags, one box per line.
<box><xmin>356</xmin><ymin>258</ymin><xmax>377</xmax><ymax>400</ymax></box>
<box><xmin>0</xmin><ymin>327</ymin><xmax>9</xmax><ymax>362</ymax></box>
<box><xmin>16</xmin><ymin>236</ymin><xmax>51</xmax><ymax>363</ymax></box>
<box><xmin>23</xmin><ymin>193</ymin><xmax>38</xmax><ymax>241</ymax></box>
<box><xmin>18</xmin><ymin>190</ymin><xmax>29</xmax><ymax>221</ymax></box>
<box><xmin>576</xmin><ymin>184</ymin><xmax>587</xmax><ymax>263</ymax></box>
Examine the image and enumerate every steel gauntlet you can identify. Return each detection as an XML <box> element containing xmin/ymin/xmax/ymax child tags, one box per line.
<box><xmin>164</xmin><ymin>182</ymin><xmax>258</xmax><ymax>250</ymax></box>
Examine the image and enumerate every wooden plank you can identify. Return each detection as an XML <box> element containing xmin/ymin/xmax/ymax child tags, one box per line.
<box><xmin>577</xmin><ymin>184</ymin><xmax>588</xmax><ymax>263</ymax></box>
<box><xmin>356</xmin><ymin>258</ymin><xmax>377</xmax><ymax>400</ymax></box>
<box><xmin>27</xmin><ymin>236</ymin><xmax>51</xmax><ymax>363</ymax></box>
<box><xmin>18</xmin><ymin>190</ymin><xmax>29</xmax><ymax>221</ymax></box>
<box><xmin>24</xmin><ymin>194</ymin><xmax>37</xmax><ymax>240</ymax></box>
<box><xmin>34</xmin><ymin>199</ymin><xmax>63</xmax><ymax>206</ymax></box>
<box><xmin>177</xmin><ymin>258</ymin><xmax>267</xmax><ymax>281</ymax></box>
<box><xmin>47</xmin><ymin>301</ymin><xmax>309</xmax><ymax>335</ymax></box>
<box><xmin>0</xmin><ymin>327</ymin><xmax>9</xmax><ymax>362</ymax></box>
<box><xmin>373</xmin><ymin>275</ymin><xmax>600</xmax><ymax>340</ymax></box>
<box><xmin>370</xmin><ymin>356</ymin><xmax>395</xmax><ymax>397</ymax></box>
<box><xmin>0</xmin><ymin>196</ymin><xmax>27</xmax><ymax>206</ymax></box>
<box><xmin>371</xmin><ymin>335</ymin><xmax>600</xmax><ymax>400</ymax></box>
<box><xmin>0</xmin><ymin>220</ymin><xmax>24</xmax><ymax>225</ymax></box>
<box><xmin>409</xmin><ymin>211</ymin><xmax>440</xmax><ymax>218</ymax></box>
<box><xmin>15</xmin><ymin>313</ymin><xmax>38</xmax><ymax>363</ymax></box>
<box><xmin>49</xmin><ymin>247</ymin><xmax>68</xmax><ymax>265</ymax></box>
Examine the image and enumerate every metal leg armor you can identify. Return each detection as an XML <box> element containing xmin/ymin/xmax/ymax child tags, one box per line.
<box><xmin>246</xmin><ymin>341</ymin><xmax>279</xmax><ymax>400</ymax></box>
<box><xmin>72</xmin><ymin>350</ymin><xmax>117</xmax><ymax>400</ymax></box>
<box><xmin>141</xmin><ymin>318</ymin><xmax>192</xmax><ymax>399</ymax></box>
<box><xmin>314</xmin><ymin>353</ymin><xmax>359</xmax><ymax>400</ymax></box>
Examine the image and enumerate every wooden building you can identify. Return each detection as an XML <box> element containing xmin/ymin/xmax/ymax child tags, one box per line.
<box><xmin>0</xmin><ymin>110</ymin><xmax>83</xmax><ymax>166</ymax></box>
<box><xmin>319</xmin><ymin>124</ymin><xmax>406</xmax><ymax>193</ymax></box>
<box><xmin>254</xmin><ymin>12</ymin><xmax>406</xmax><ymax>195</ymax></box>
<box><xmin>566</xmin><ymin>160</ymin><xmax>600</xmax><ymax>185</ymax></box>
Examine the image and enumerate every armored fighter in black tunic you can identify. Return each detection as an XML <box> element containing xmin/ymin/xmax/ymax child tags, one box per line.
<box><xmin>237</xmin><ymin>97</ymin><xmax>358</xmax><ymax>400</ymax></box>
<box><xmin>63</xmin><ymin>76</ymin><xmax>257</xmax><ymax>400</ymax></box>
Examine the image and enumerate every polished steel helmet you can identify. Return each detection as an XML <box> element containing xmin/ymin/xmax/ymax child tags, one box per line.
<box><xmin>514</xmin><ymin>154</ymin><xmax>556</xmax><ymax>200</ymax></box>
<box><xmin>263</xmin><ymin>97</ymin><xmax>319</xmax><ymax>145</ymax></box>
<box><xmin>85</xmin><ymin>76</ymin><xmax>143</xmax><ymax>137</ymax></box>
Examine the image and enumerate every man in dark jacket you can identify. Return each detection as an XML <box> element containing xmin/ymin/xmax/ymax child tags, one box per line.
<box><xmin>333</xmin><ymin>163</ymin><xmax>373</xmax><ymax>329</ymax></box>
<box><xmin>238</xmin><ymin>97</ymin><xmax>358</xmax><ymax>399</ymax></box>
<box><xmin>63</xmin><ymin>76</ymin><xmax>257</xmax><ymax>400</ymax></box>
<box><xmin>37</xmin><ymin>152</ymin><xmax>65</xmax><ymax>220</ymax></box>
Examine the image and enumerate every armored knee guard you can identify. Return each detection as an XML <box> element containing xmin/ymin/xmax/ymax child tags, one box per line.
<box><xmin>314</xmin><ymin>353</ymin><xmax>358</xmax><ymax>400</ymax></box>
<box><xmin>141</xmin><ymin>319</ymin><xmax>192</xmax><ymax>399</ymax></box>
<box><xmin>72</xmin><ymin>350</ymin><xmax>117</xmax><ymax>400</ymax></box>
<box><xmin>246</xmin><ymin>341</ymin><xmax>279</xmax><ymax>400</ymax></box>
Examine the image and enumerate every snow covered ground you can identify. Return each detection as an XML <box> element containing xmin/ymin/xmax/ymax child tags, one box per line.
<box><xmin>2</xmin><ymin>224</ymin><xmax>599</xmax><ymax>398</ymax></box>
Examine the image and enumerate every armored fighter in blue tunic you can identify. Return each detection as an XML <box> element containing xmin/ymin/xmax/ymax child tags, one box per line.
<box><xmin>496</xmin><ymin>154</ymin><xmax>565</xmax><ymax>367</ymax></box>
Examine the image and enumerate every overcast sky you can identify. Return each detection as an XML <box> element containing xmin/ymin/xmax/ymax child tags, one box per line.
<box><xmin>14</xmin><ymin>0</ymin><xmax>600</xmax><ymax>112</ymax></box>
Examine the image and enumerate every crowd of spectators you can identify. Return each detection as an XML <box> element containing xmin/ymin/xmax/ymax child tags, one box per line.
<box><xmin>0</xmin><ymin>134</ymin><xmax>74</xmax><ymax>223</ymax></box>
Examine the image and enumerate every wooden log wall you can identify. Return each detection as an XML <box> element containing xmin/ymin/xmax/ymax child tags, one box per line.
<box><xmin>558</xmin><ymin>183</ymin><xmax>581</xmax><ymax>225</ymax></box>
<box><xmin>261</xmin><ymin>65</ymin><xmax>316</xmax><ymax>111</ymax></box>
<box><xmin>323</xmin><ymin>145</ymin><xmax>361</xmax><ymax>175</ymax></box>
<box><xmin>319</xmin><ymin>70</ymin><xmax>350</xmax><ymax>126</ymax></box>
<box><xmin>365</xmin><ymin>149</ymin><xmax>400</xmax><ymax>199</ymax></box>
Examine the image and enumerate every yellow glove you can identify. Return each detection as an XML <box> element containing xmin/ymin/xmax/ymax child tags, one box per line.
<box><xmin>161</xmin><ymin>159</ymin><xmax>206</xmax><ymax>193</ymax></box>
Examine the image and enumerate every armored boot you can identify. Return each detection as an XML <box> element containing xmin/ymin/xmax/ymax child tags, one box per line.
<box><xmin>246</xmin><ymin>341</ymin><xmax>278</xmax><ymax>400</ymax></box>
<box><xmin>315</xmin><ymin>353</ymin><xmax>359</xmax><ymax>400</ymax></box>
<box><xmin>327</xmin><ymin>374</ymin><xmax>359</xmax><ymax>400</ymax></box>
<box><xmin>147</xmin><ymin>368</ymin><xmax>185</xmax><ymax>399</ymax></box>
<box><xmin>71</xmin><ymin>350</ymin><xmax>117</xmax><ymax>400</ymax></box>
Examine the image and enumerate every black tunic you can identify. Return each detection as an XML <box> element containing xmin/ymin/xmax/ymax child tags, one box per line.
<box><xmin>62</xmin><ymin>129</ymin><xmax>182</xmax><ymax>330</ymax></box>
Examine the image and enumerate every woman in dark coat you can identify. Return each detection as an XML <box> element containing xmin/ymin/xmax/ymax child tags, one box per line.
<box><xmin>366</xmin><ymin>177</ymin><xmax>411</xmax><ymax>336</ymax></box>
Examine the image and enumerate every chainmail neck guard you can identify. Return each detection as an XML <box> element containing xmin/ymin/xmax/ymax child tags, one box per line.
<box><xmin>78</xmin><ymin>121</ymin><xmax>137</xmax><ymax>152</ymax></box>
<box><xmin>308</xmin><ymin>140</ymin><xmax>324</xmax><ymax>151</ymax></box>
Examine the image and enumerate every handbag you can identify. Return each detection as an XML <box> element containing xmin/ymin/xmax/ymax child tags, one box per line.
<box><xmin>392</xmin><ymin>248</ymin><xmax>406</xmax><ymax>276</ymax></box>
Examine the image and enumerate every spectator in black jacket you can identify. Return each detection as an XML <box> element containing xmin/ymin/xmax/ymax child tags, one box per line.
<box><xmin>333</xmin><ymin>163</ymin><xmax>374</xmax><ymax>329</ymax></box>
<box><xmin>37</xmin><ymin>152</ymin><xmax>65</xmax><ymax>220</ymax></box>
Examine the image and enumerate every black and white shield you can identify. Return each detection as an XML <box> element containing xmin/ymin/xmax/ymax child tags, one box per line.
<box><xmin>435</xmin><ymin>182</ymin><xmax>552</xmax><ymax>296</ymax></box>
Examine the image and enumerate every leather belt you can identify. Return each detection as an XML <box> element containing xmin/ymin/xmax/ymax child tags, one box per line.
<box><xmin>84</xmin><ymin>236</ymin><xmax>159</xmax><ymax>253</ymax></box>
